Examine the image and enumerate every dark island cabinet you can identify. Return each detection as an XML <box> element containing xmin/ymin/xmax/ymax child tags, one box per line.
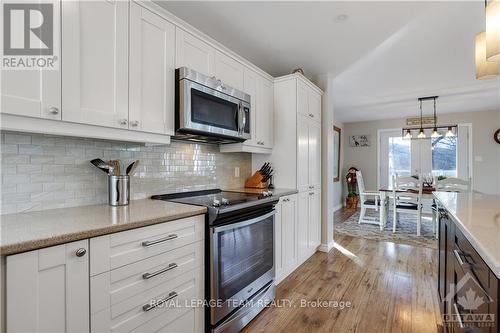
<box><xmin>438</xmin><ymin>208</ymin><xmax>499</xmax><ymax>333</ymax></box>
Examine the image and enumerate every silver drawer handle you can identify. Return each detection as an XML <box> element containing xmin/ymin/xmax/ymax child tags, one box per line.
<box><xmin>453</xmin><ymin>249</ymin><xmax>465</xmax><ymax>266</ymax></box>
<box><xmin>142</xmin><ymin>234</ymin><xmax>178</xmax><ymax>247</ymax></box>
<box><xmin>453</xmin><ymin>250</ymin><xmax>491</xmax><ymax>299</ymax></box>
<box><xmin>142</xmin><ymin>263</ymin><xmax>178</xmax><ymax>280</ymax></box>
<box><xmin>453</xmin><ymin>303</ymin><xmax>464</xmax><ymax>329</ymax></box>
<box><xmin>142</xmin><ymin>291</ymin><xmax>178</xmax><ymax>312</ymax></box>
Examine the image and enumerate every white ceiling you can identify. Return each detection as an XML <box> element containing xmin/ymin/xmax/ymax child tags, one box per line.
<box><xmin>157</xmin><ymin>1</ymin><xmax>500</xmax><ymax>123</ymax></box>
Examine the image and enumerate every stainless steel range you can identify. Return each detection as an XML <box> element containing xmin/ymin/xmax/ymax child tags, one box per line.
<box><xmin>152</xmin><ymin>189</ymin><xmax>277</xmax><ymax>333</ymax></box>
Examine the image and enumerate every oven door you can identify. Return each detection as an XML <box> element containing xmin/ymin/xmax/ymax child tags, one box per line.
<box><xmin>210</xmin><ymin>210</ymin><xmax>275</xmax><ymax>325</ymax></box>
<box><xmin>178</xmin><ymin>78</ymin><xmax>250</xmax><ymax>140</ymax></box>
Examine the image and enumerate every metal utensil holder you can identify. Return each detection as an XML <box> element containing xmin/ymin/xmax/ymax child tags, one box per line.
<box><xmin>108</xmin><ymin>175</ymin><xmax>130</xmax><ymax>206</ymax></box>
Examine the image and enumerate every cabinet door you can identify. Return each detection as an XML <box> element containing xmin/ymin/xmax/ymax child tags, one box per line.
<box><xmin>297</xmin><ymin>114</ymin><xmax>310</xmax><ymax>192</ymax></box>
<box><xmin>308</xmin><ymin>120</ymin><xmax>321</xmax><ymax>190</ymax></box>
<box><xmin>308</xmin><ymin>189</ymin><xmax>321</xmax><ymax>250</ymax></box>
<box><xmin>282</xmin><ymin>194</ymin><xmax>298</xmax><ymax>274</ymax></box>
<box><xmin>62</xmin><ymin>0</ymin><xmax>129</xmax><ymax>129</ymax></box>
<box><xmin>214</xmin><ymin>50</ymin><xmax>244</xmax><ymax>90</ymax></box>
<box><xmin>1</xmin><ymin>0</ymin><xmax>61</xmax><ymax>120</ymax></box>
<box><xmin>243</xmin><ymin>67</ymin><xmax>258</xmax><ymax>146</ymax></box>
<box><xmin>6</xmin><ymin>240</ymin><xmax>89</xmax><ymax>332</ymax></box>
<box><xmin>296</xmin><ymin>80</ymin><xmax>309</xmax><ymax>118</ymax></box>
<box><xmin>257</xmin><ymin>76</ymin><xmax>274</xmax><ymax>148</ymax></box>
<box><xmin>175</xmin><ymin>28</ymin><xmax>215</xmax><ymax>77</ymax></box>
<box><xmin>129</xmin><ymin>3</ymin><xmax>175</xmax><ymax>135</ymax></box>
<box><xmin>308</xmin><ymin>90</ymin><xmax>321</xmax><ymax>121</ymax></box>
<box><xmin>274</xmin><ymin>199</ymin><xmax>283</xmax><ymax>281</ymax></box>
<box><xmin>297</xmin><ymin>191</ymin><xmax>309</xmax><ymax>262</ymax></box>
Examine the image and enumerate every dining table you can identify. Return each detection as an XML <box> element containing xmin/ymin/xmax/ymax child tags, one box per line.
<box><xmin>377</xmin><ymin>186</ymin><xmax>436</xmax><ymax>230</ymax></box>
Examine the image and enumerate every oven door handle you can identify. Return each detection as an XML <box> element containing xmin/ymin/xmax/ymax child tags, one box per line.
<box><xmin>213</xmin><ymin>210</ymin><xmax>275</xmax><ymax>233</ymax></box>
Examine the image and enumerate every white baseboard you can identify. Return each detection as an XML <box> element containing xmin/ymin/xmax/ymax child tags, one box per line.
<box><xmin>333</xmin><ymin>204</ymin><xmax>343</xmax><ymax>212</ymax></box>
<box><xmin>317</xmin><ymin>240</ymin><xmax>335</xmax><ymax>253</ymax></box>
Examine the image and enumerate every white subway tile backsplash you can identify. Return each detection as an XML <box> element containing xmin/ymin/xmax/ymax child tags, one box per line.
<box><xmin>0</xmin><ymin>131</ymin><xmax>251</xmax><ymax>214</ymax></box>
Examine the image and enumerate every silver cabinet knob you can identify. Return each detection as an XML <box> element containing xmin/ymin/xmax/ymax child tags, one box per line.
<box><xmin>49</xmin><ymin>107</ymin><xmax>59</xmax><ymax>115</ymax></box>
<box><xmin>75</xmin><ymin>248</ymin><xmax>86</xmax><ymax>257</ymax></box>
<box><xmin>130</xmin><ymin>120</ymin><xmax>139</xmax><ymax>127</ymax></box>
<box><xmin>309</xmin><ymin>113</ymin><xmax>314</xmax><ymax>118</ymax></box>
<box><xmin>119</xmin><ymin>119</ymin><xmax>128</xmax><ymax>125</ymax></box>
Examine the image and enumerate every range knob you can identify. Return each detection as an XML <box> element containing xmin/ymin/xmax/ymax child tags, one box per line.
<box><xmin>261</xmin><ymin>191</ymin><xmax>273</xmax><ymax>197</ymax></box>
<box><xmin>213</xmin><ymin>199</ymin><xmax>221</xmax><ymax>207</ymax></box>
<box><xmin>221</xmin><ymin>198</ymin><xmax>230</xmax><ymax>205</ymax></box>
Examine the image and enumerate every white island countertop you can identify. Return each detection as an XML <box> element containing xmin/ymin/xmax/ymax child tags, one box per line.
<box><xmin>434</xmin><ymin>191</ymin><xmax>500</xmax><ymax>278</ymax></box>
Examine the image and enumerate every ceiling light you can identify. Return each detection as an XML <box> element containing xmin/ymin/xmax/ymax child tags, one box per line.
<box><xmin>476</xmin><ymin>31</ymin><xmax>499</xmax><ymax>79</ymax></box>
<box><xmin>334</xmin><ymin>14</ymin><xmax>348</xmax><ymax>22</ymax></box>
<box><xmin>417</xmin><ymin>128</ymin><xmax>426</xmax><ymax>139</ymax></box>
<box><xmin>446</xmin><ymin>127</ymin><xmax>456</xmax><ymax>137</ymax></box>
<box><xmin>431</xmin><ymin>128</ymin><xmax>441</xmax><ymax>138</ymax></box>
<box><xmin>486</xmin><ymin>0</ymin><xmax>500</xmax><ymax>61</ymax></box>
<box><xmin>404</xmin><ymin>129</ymin><xmax>412</xmax><ymax>139</ymax></box>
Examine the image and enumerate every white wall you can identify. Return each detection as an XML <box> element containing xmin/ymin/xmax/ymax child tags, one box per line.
<box><xmin>315</xmin><ymin>74</ymin><xmax>335</xmax><ymax>251</ymax></box>
<box><xmin>343</xmin><ymin>109</ymin><xmax>500</xmax><ymax>195</ymax></box>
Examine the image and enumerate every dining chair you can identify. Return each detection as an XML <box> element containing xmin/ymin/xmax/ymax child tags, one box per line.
<box><xmin>392</xmin><ymin>174</ymin><xmax>423</xmax><ymax>236</ymax></box>
<box><xmin>356</xmin><ymin>171</ymin><xmax>385</xmax><ymax>228</ymax></box>
<box><xmin>431</xmin><ymin>177</ymin><xmax>472</xmax><ymax>238</ymax></box>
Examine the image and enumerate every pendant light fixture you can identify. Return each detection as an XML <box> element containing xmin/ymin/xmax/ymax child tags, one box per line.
<box><xmin>402</xmin><ymin>96</ymin><xmax>458</xmax><ymax>140</ymax></box>
<box><xmin>486</xmin><ymin>0</ymin><xmax>500</xmax><ymax>61</ymax></box>
<box><xmin>431</xmin><ymin>98</ymin><xmax>441</xmax><ymax>138</ymax></box>
<box><xmin>476</xmin><ymin>0</ymin><xmax>499</xmax><ymax>79</ymax></box>
<box><xmin>417</xmin><ymin>99</ymin><xmax>426</xmax><ymax>139</ymax></box>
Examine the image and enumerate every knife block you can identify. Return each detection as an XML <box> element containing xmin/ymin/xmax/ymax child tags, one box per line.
<box><xmin>245</xmin><ymin>171</ymin><xmax>268</xmax><ymax>189</ymax></box>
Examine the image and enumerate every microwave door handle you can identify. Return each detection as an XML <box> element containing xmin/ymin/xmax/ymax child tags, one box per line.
<box><xmin>241</xmin><ymin>106</ymin><xmax>247</xmax><ymax>136</ymax></box>
<box><xmin>238</xmin><ymin>101</ymin><xmax>244</xmax><ymax>136</ymax></box>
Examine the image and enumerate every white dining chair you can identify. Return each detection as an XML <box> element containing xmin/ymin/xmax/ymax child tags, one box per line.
<box><xmin>356</xmin><ymin>171</ymin><xmax>385</xmax><ymax>229</ymax></box>
<box><xmin>392</xmin><ymin>174</ymin><xmax>423</xmax><ymax>236</ymax></box>
<box><xmin>431</xmin><ymin>177</ymin><xmax>472</xmax><ymax>238</ymax></box>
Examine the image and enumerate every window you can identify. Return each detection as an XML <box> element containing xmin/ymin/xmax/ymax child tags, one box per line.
<box><xmin>432</xmin><ymin>136</ymin><xmax>457</xmax><ymax>177</ymax></box>
<box><xmin>388</xmin><ymin>137</ymin><xmax>411</xmax><ymax>186</ymax></box>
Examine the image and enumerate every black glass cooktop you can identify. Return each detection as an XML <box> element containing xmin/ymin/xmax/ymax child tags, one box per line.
<box><xmin>151</xmin><ymin>189</ymin><xmax>272</xmax><ymax>208</ymax></box>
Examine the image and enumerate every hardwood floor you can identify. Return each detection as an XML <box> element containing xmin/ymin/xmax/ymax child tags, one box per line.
<box><xmin>242</xmin><ymin>208</ymin><xmax>442</xmax><ymax>333</ymax></box>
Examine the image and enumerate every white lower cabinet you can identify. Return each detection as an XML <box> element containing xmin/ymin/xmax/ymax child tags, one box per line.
<box><xmin>90</xmin><ymin>215</ymin><xmax>205</xmax><ymax>333</ymax></box>
<box><xmin>5</xmin><ymin>215</ymin><xmax>205</xmax><ymax>333</ymax></box>
<box><xmin>6</xmin><ymin>240</ymin><xmax>90</xmax><ymax>333</ymax></box>
<box><xmin>275</xmin><ymin>190</ymin><xmax>321</xmax><ymax>284</ymax></box>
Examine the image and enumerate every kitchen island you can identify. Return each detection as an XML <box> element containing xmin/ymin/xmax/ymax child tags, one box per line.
<box><xmin>434</xmin><ymin>191</ymin><xmax>499</xmax><ymax>333</ymax></box>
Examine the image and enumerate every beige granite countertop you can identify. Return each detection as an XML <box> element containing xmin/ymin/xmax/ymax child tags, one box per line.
<box><xmin>434</xmin><ymin>191</ymin><xmax>500</xmax><ymax>278</ymax></box>
<box><xmin>0</xmin><ymin>199</ymin><xmax>207</xmax><ymax>256</ymax></box>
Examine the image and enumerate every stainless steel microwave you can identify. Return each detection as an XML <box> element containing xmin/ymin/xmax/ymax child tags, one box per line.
<box><xmin>174</xmin><ymin>67</ymin><xmax>251</xmax><ymax>144</ymax></box>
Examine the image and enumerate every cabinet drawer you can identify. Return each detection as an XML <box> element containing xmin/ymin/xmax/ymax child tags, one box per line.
<box><xmin>91</xmin><ymin>267</ymin><xmax>203</xmax><ymax>333</ymax></box>
<box><xmin>90</xmin><ymin>215</ymin><xmax>204</xmax><ymax>275</ymax></box>
<box><xmin>91</xmin><ymin>241</ymin><xmax>203</xmax><ymax>313</ymax></box>
<box><xmin>454</xmin><ymin>226</ymin><xmax>490</xmax><ymax>291</ymax></box>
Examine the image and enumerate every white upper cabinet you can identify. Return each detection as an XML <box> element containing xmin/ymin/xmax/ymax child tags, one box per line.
<box><xmin>243</xmin><ymin>67</ymin><xmax>259</xmax><ymax>146</ymax></box>
<box><xmin>297</xmin><ymin>114</ymin><xmax>310</xmax><ymax>192</ymax></box>
<box><xmin>129</xmin><ymin>3</ymin><xmax>175</xmax><ymax>135</ymax></box>
<box><xmin>1</xmin><ymin>0</ymin><xmax>61</xmax><ymax>120</ymax></box>
<box><xmin>214</xmin><ymin>50</ymin><xmax>244</xmax><ymax>90</ymax></box>
<box><xmin>257</xmin><ymin>77</ymin><xmax>274</xmax><ymax>148</ymax></box>
<box><xmin>308</xmin><ymin>120</ymin><xmax>321</xmax><ymax>189</ymax></box>
<box><xmin>175</xmin><ymin>28</ymin><xmax>215</xmax><ymax>76</ymax></box>
<box><xmin>297</xmin><ymin>79</ymin><xmax>321</xmax><ymax>122</ymax></box>
<box><xmin>62</xmin><ymin>0</ymin><xmax>129</xmax><ymax>129</ymax></box>
<box><xmin>6</xmin><ymin>240</ymin><xmax>89</xmax><ymax>333</ymax></box>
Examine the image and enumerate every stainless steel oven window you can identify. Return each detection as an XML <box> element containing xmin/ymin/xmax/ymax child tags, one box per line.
<box><xmin>210</xmin><ymin>210</ymin><xmax>275</xmax><ymax>324</ymax></box>
<box><xmin>179</xmin><ymin>78</ymin><xmax>251</xmax><ymax>140</ymax></box>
